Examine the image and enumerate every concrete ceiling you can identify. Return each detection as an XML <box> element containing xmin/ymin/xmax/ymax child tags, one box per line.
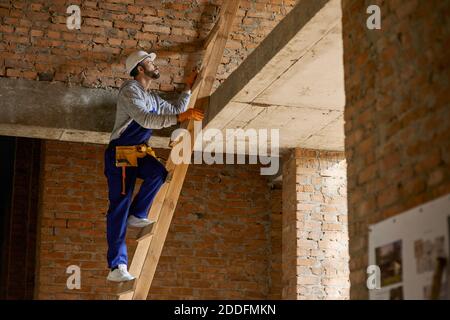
<box><xmin>0</xmin><ymin>0</ymin><xmax>344</xmax><ymax>153</ymax></box>
<box><xmin>203</xmin><ymin>0</ymin><xmax>345</xmax><ymax>153</ymax></box>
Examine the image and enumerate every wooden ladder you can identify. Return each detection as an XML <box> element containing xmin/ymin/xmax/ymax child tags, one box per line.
<box><xmin>116</xmin><ymin>0</ymin><xmax>240</xmax><ymax>300</ymax></box>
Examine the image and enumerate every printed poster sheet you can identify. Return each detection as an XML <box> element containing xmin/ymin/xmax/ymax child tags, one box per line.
<box><xmin>369</xmin><ymin>194</ymin><xmax>450</xmax><ymax>300</ymax></box>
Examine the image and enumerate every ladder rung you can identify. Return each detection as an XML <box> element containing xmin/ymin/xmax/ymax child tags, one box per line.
<box><xmin>166</xmin><ymin>170</ymin><xmax>174</xmax><ymax>182</ymax></box>
<box><xmin>136</xmin><ymin>223</ymin><xmax>155</xmax><ymax>241</ymax></box>
<box><xmin>157</xmin><ymin>157</ymin><xmax>167</xmax><ymax>166</ymax></box>
<box><xmin>115</xmin><ymin>278</ymin><xmax>136</xmax><ymax>295</ymax></box>
<box><xmin>168</xmin><ymin>137</ymin><xmax>183</xmax><ymax>149</ymax></box>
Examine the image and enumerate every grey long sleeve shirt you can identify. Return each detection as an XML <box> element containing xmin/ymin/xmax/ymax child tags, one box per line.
<box><xmin>109</xmin><ymin>80</ymin><xmax>191</xmax><ymax>142</ymax></box>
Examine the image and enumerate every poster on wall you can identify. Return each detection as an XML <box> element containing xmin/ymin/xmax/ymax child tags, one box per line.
<box><xmin>368</xmin><ymin>194</ymin><xmax>450</xmax><ymax>300</ymax></box>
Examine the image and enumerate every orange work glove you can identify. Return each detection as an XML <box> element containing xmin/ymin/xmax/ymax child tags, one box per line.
<box><xmin>177</xmin><ymin>108</ymin><xmax>204</xmax><ymax>123</ymax></box>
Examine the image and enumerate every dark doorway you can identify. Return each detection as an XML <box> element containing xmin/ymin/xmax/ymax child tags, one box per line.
<box><xmin>0</xmin><ymin>136</ymin><xmax>41</xmax><ymax>299</ymax></box>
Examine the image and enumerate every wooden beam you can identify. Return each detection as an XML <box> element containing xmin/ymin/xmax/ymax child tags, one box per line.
<box><xmin>203</xmin><ymin>13</ymin><xmax>223</xmax><ymax>50</ymax></box>
<box><xmin>117</xmin><ymin>0</ymin><xmax>241</xmax><ymax>300</ymax></box>
<box><xmin>197</xmin><ymin>0</ymin><xmax>240</xmax><ymax>99</ymax></box>
<box><xmin>169</xmin><ymin>0</ymin><xmax>239</xmax><ymax>146</ymax></box>
<box><xmin>136</xmin><ymin>222</ymin><xmax>155</xmax><ymax>241</ymax></box>
<box><xmin>131</xmin><ymin>161</ymin><xmax>190</xmax><ymax>299</ymax></box>
<box><xmin>116</xmin><ymin>278</ymin><xmax>136</xmax><ymax>295</ymax></box>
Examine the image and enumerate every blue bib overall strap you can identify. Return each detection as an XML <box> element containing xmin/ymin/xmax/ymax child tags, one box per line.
<box><xmin>109</xmin><ymin>119</ymin><xmax>153</xmax><ymax>148</ymax></box>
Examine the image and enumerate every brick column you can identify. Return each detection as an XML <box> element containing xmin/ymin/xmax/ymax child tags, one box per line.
<box><xmin>282</xmin><ymin>148</ymin><xmax>349</xmax><ymax>299</ymax></box>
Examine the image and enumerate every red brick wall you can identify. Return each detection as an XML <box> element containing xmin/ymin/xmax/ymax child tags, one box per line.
<box><xmin>0</xmin><ymin>0</ymin><xmax>297</xmax><ymax>91</ymax></box>
<box><xmin>36</xmin><ymin>140</ymin><xmax>281</xmax><ymax>299</ymax></box>
<box><xmin>282</xmin><ymin>148</ymin><xmax>349</xmax><ymax>300</ymax></box>
<box><xmin>342</xmin><ymin>0</ymin><xmax>450</xmax><ymax>299</ymax></box>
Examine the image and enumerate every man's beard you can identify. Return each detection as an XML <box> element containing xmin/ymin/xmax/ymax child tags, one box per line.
<box><xmin>144</xmin><ymin>68</ymin><xmax>160</xmax><ymax>79</ymax></box>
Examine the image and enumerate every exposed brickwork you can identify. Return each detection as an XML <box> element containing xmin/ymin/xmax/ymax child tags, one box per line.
<box><xmin>282</xmin><ymin>148</ymin><xmax>349</xmax><ymax>300</ymax></box>
<box><xmin>342</xmin><ymin>0</ymin><xmax>450</xmax><ymax>299</ymax></box>
<box><xmin>35</xmin><ymin>140</ymin><xmax>281</xmax><ymax>299</ymax></box>
<box><xmin>0</xmin><ymin>0</ymin><xmax>297</xmax><ymax>91</ymax></box>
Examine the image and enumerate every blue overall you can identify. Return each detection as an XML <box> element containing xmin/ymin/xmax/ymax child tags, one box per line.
<box><xmin>104</xmin><ymin>120</ymin><xmax>167</xmax><ymax>269</ymax></box>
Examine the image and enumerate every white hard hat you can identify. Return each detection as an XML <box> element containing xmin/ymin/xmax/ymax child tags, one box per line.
<box><xmin>125</xmin><ymin>50</ymin><xmax>156</xmax><ymax>75</ymax></box>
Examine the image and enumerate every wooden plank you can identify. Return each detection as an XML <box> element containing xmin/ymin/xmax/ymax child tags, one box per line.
<box><xmin>117</xmin><ymin>235</ymin><xmax>153</xmax><ymax>300</ymax></box>
<box><xmin>116</xmin><ymin>278</ymin><xmax>136</xmax><ymax>295</ymax></box>
<box><xmin>117</xmin><ymin>40</ymin><xmax>213</xmax><ymax>302</ymax></box>
<box><xmin>132</xmin><ymin>161</ymin><xmax>190</xmax><ymax>299</ymax></box>
<box><xmin>202</xmin><ymin>0</ymin><xmax>230</xmax><ymax>50</ymax></box>
<box><xmin>117</xmin><ymin>184</ymin><xmax>169</xmax><ymax>299</ymax></box>
<box><xmin>136</xmin><ymin>222</ymin><xmax>155</xmax><ymax>241</ymax></box>
<box><xmin>170</xmin><ymin>0</ymin><xmax>239</xmax><ymax>146</ymax></box>
<box><xmin>130</xmin><ymin>2</ymin><xmax>240</xmax><ymax>300</ymax></box>
<box><xmin>203</xmin><ymin>14</ymin><xmax>223</xmax><ymax>50</ymax></box>
<box><xmin>197</xmin><ymin>1</ymin><xmax>240</xmax><ymax>99</ymax></box>
<box><xmin>168</xmin><ymin>66</ymin><xmax>208</xmax><ymax>146</ymax></box>
<box><xmin>128</xmin><ymin>122</ymin><xmax>198</xmax><ymax>300</ymax></box>
<box><xmin>117</xmin><ymin>0</ymin><xmax>241</xmax><ymax>300</ymax></box>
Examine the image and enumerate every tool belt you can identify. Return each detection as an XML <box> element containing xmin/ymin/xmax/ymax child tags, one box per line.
<box><xmin>115</xmin><ymin>144</ymin><xmax>157</xmax><ymax>195</ymax></box>
<box><xmin>115</xmin><ymin>144</ymin><xmax>156</xmax><ymax>167</ymax></box>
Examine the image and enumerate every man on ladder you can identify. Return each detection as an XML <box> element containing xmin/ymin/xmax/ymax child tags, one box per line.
<box><xmin>104</xmin><ymin>51</ymin><xmax>204</xmax><ymax>282</ymax></box>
